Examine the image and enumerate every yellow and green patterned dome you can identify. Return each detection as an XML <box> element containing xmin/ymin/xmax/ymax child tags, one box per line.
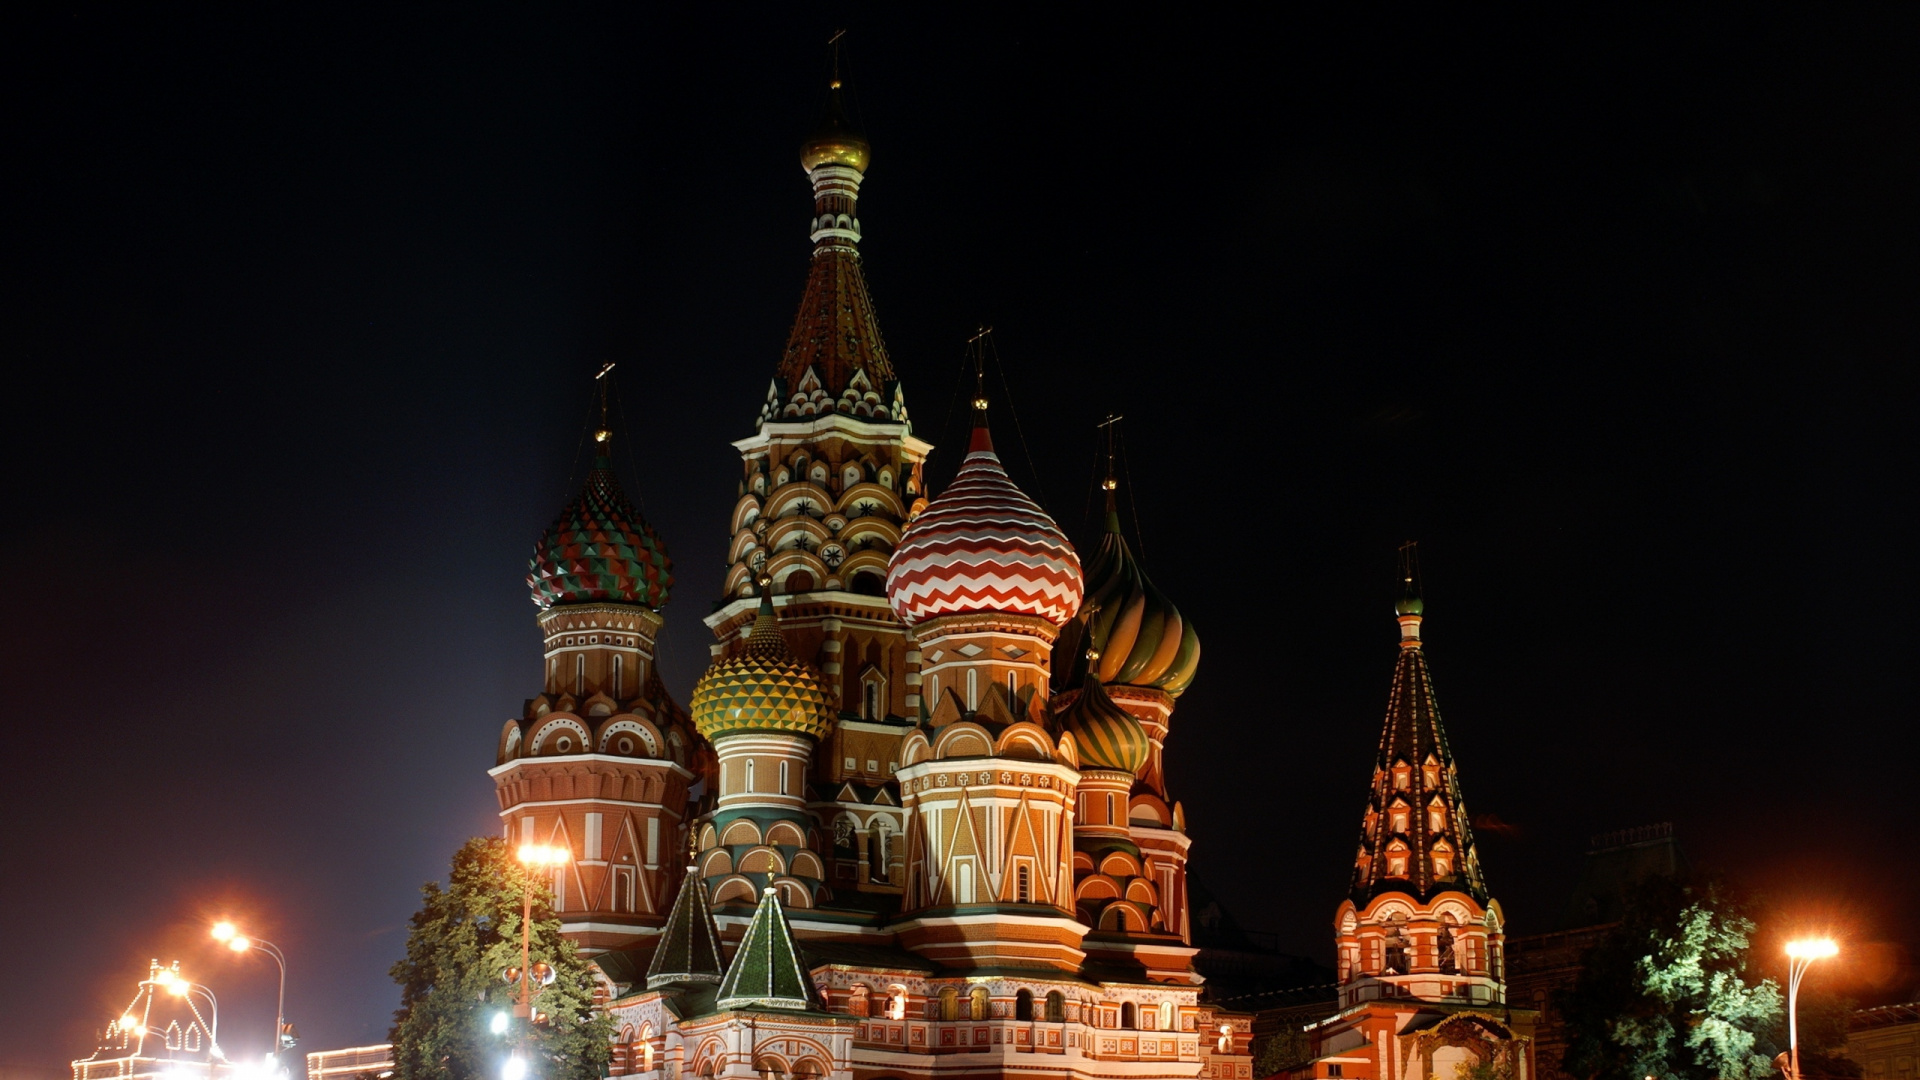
<box><xmin>1057</xmin><ymin>676</ymin><xmax>1150</xmax><ymax>775</ymax></box>
<box><xmin>691</xmin><ymin>592</ymin><xmax>833</xmax><ymax>742</ymax></box>
<box><xmin>1054</xmin><ymin>505</ymin><xmax>1200</xmax><ymax>697</ymax></box>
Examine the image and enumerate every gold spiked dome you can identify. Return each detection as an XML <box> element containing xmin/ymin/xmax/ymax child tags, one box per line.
<box><xmin>690</xmin><ymin>592</ymin><xmax>834</xmax><ymax>742</ymax></box>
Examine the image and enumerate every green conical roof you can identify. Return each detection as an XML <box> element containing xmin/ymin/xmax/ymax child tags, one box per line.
<box><xmin>714</xmin><ymin>887</ymin><xmax>815</xmax><ymax>1011</ymax></box>
<box><xmin>645</xmin><ymin>869</ymin><xmax>724</xmax><ymax>990</ymax></box>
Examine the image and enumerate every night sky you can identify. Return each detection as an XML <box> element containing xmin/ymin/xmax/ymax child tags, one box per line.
<box><xmin>5</xmin><ymin>8</ymin><xmax>1915</xmax><ymax>1077</ymax></box>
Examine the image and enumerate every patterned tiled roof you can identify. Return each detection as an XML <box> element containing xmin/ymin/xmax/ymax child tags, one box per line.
<box><xmin>714</xmin><ymin>887</ymin><xmax>816</xmax><ymax>1012</ymax></box>
<box><xmin>645</xmin><ymin>868</ymin><xmax>724</xmax><ymax>990</ymax></box>
<box><xmin>689</xmin><ymin>593</ymin><xmax>833</xmax><ymax>742</ymax></box>
<box><xmin>1057</xmin><ymin>677</ymin><xmax>1150</xmax><ymax>774</ymax></box>
<box><xmin>1055</xmin><ymin>503</ymin><xmax>1201</xmax><ymax>697</ymax></box>
<box><xmin>884</xmin><ymin>424</ymin><xmax>1084</xmax><ymax>627</ymax></box>
<box><xmin>527</xmin><ymin>452</ymin><xmax>672</xmax><ymax>610</ymax></box>
<box><xmin>1348</xmin><ymin>598</ymin><xmax>1489</xmax><ymax>905</ymax></box>
<box><xmin>773</xmin><ymin>249</ymin><xmax>897</xmax><ymax>416</ymax></box>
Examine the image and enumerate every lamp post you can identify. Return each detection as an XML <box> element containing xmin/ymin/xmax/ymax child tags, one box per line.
<box><xmin>1784</xmin><ymin>938</ymin><xmax>1838</xmax><ymax>1080</ymax></box>
<box><xmin>508</xmin><ymin>844</ymin><xmax>570</xmax><ymax>1080</ymax></box>
<box><xmin>152</xmin><ymin>960</ymin><xmax>223</xmax><ymax>1053</ymax></box>
<box><xmin>212</xmin><ymin>921</ymin><xmax>289</xmax><ymax>1072</ymax></box>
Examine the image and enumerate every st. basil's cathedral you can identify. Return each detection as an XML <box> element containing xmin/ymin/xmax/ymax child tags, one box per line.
<box><xmin>482</xmin><ymin>73</ymin><xmax>1539</xmax><ymax>1080</ymax></box>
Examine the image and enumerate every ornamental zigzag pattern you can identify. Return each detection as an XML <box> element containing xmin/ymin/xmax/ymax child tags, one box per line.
<box><xmin>886</xmin><ymin>450</ymin><xmax>1084</xmax><ymax>625</ymax></box>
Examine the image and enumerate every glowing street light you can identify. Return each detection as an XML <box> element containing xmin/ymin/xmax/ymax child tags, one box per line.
<box><xmin>213</xmin><ymin>921</ymin><xmax>290</xmax><ymax>1070</ymax></box>
<box><xmin>1784</xmin><ymin>939</ymin><xmax>1839</xmax><ymax>1080</ymax></box>
<box><xmin>502</xmin><ymin>843</ymin><xmax>570</xmax><ymax>1080</ymax></box>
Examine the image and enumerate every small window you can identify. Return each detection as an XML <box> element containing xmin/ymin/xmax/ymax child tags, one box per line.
<box><xmin>1329</xmin><ymin>1067</ymin><xmax>1343</xmax><ymax>1078</ymax></box>
<box><xmin>1015</xmin><ymin>989</ymin><xmax>1033</xmax><ymax>1021</ymax></box>
<box><xmin>1045</xmin><ymin>991</ymin><xmax>1065</xmax><ymax>1023</ymax></box>
<box><xmin>779</xmin><ymin>760</ymin><xmax>790</xmax><ymax>794</ymax></box>
<box><xmin>970</xmin><ymin>986</ymin><xmax>989</xmax><ymax>1021</ymax></box>
<box><xmin>845</xmin><ymin>756</ymin><xmax>858</xmax><ymax>770</ymax></box>
<box><xmin>575</xmin><ymin>655</ymin><xmax>585</xmax><ymax>695</ymax></box>
<box><xmin>1121</xmin><ymin>1002</ymin><xmax>1137</xmax><ymax>1029</ymax></box>
<box><xmin>939</xmin><ymin>987</ymin><xmax>959</xmax><ymax>1021</ymax></box>
<box><xmin>613</xmin><ymin>655</ymin><xmax>624</xmax><ymax>698</ymax></box>
<box><xmin>1016</xmin><ymin>864</ymin><xmax>1031</xmax><ymax>903</ymax></box>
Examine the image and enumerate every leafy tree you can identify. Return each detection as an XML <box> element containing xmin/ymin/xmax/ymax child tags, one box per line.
<box><xmin>1560</xmin><ymin>878</ymin><xmax>1783</xmax><ymax>1080</ymax></box>
<box><xmin>390</xmin><ymin>838</ymin><xmax>613</xmax><ymax>1080</ymax></box>
<box><xmin>1253</xmin><ymin>1023</ymin><xmax>1315</xmax><ymax>1077</ymax></box>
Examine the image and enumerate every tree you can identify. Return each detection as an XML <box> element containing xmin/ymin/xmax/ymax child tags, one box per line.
<box><xmin>390</xmin><ymin>838</ymin><xmax>613</xmax><ymax>1080</ymax></box>
<box><xmin>1560</xmin><ymin>877</ymin><xmax>1783</xmax><ymax>1080</ymax></box>
<box><xmin>1252</xmin><ymin>1022</ymin><xmax>1315</xmax><ymax>1078</ymax></box>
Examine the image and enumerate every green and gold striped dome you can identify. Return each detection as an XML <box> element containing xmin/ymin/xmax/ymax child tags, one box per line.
<box><xmin>1058</xmin><ymin>677</ymin><xmax>1150</xmax><ymax>774</ymax></box>
<box><xmin>1054</xmin><ymin>507</ymin><xmax>1200</xmax><ymax>697</ymax></box>
<box><xmin>691</xmin><ymin>593</ymin><xmax>833</xmax><ymax>743</ymax></box>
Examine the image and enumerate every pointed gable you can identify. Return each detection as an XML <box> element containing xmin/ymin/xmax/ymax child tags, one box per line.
<box><xmin>645</xmin><ymin>869</ymin><xmax>725</xmax><ymax>990</ymax></box>
<box><xmin>715</xmin><ymin>887</ymin><xmax>816</xmax><ymax>1011</ymax></box>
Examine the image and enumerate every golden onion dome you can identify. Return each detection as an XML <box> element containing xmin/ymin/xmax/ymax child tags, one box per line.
<box><xmin>800</xmin><ymin>83</ymin><xmax>870</xmax><ymax>173</ymax></box>
<box><xmin>1057</xmin><ymin>677</ymin><xmax>1150</xmax><ymax>775</ymax></box>
<box><xmin>690</xmin><ymin>592</ymin><xmax>833</xmax><ymax>743</ymax></box>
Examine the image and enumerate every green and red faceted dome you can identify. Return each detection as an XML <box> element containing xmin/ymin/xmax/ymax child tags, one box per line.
<box><xmin>527</xmin><ymin>452</ymin><xmax>673</xmax><ymax>611</ymax></box>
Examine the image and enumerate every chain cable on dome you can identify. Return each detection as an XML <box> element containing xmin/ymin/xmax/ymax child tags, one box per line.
<box><xmin>980</xmin><ymin>328</ymin><xmax>1049</xmax><ymax>507</ymax></box>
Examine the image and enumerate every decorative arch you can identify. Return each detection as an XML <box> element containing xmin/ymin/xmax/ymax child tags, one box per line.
<box><xmin>765</xmin><ymin>821</ymin><xmax>807</xmax><ymax>847</ymax></box>
<box><xmin>899</xmin><ymin>732</ymin><xmax>932</xmax><ymax>768</ymax></box>
<box><xmin>993</xmin><ymin>722</ymin><xmax>1055</xmax><ymax>761</ymax></box>
<box><xmin>719</xmin><ymin>819</ymin><xmax>762</xmax><ymax>846</ymax></box>
<box><xmin>710</xmin><ymin>876</ymin><xmax>757</xmax><ymax>905</ymax></box>
<box><xmin>596</xmin><ymin>717</ymin><xmax>662</xmax><ymax>757</ymax></box>
<box><xmin>529</xmin><ymin>715</ymin><xmax>592</xmax><ymax>755</ymax></box>
<box><xmin>932</xmin><ymin>722</ymin><xmax>993</xmax><ymax>760</ymax></box>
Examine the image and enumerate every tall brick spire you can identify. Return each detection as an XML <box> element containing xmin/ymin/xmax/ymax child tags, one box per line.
<box><xmin>758</xmin><ymin>63</ymin><xmax>906</xmax><ymax>427</ymax></box>
<box><xmin>1348</xmin><ymin>551</ymin><xmax>1488</xmax><ymax>906</ymax></box>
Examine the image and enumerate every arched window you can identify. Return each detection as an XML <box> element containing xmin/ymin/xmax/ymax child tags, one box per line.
<box><xmin>1438</xmin><ymin>924</ymin><xmax>1457</xmax><ymax>974</ymax></box>
<box><xmin>575</xmin><ymin>654</ymin><xmax>585</xmax><ymax>695</ymax></box>
<box><xmin>613</xmin><ymin>654</ymin><xmax>624</xmax><ymax>699</ymax></box>
<box><xmin>966</xmin><ymin>669</ymin><xmax>978</xmax><ymax>710</ymax></box>
<box><xmin>970</xmin><ymin>986</ymin><xmax>990</xmax><ymax>1020</ymax></box>
<box><xmin>888</xmin><ymin>985</ymin><xmax>908</xmax><ymax>1020</ymax></box>
<box><xmin>779</xmin><ymin>760</ymin><xmax>790</xmax><ymax>794</ymax></box>
<box><xmin>638</xmin><ymin>1025</ymin><xmax>654</xmax><ymax>1071</ymax></box>
<box><xmin>1121</xmin><ymin>1002</ymin><xmax>1137</xmax><ymax>1029</ymax></box>
<box><xmin>745</xmin><ymin>758</ymin><xmax>755</xmax><ymax>792</ymax></box>
<box><xmin>871</xmin><ymin>825</ymin><xmax>890</xmax><ymax>883</ymax></box>
<box><xmin>939</xmin><ymin>987</ymin><xmax>959</xmax><ymax>1021</ymax></box>
<box><xmin>1161</xmin><ymin>1001</ymin><xmax>1175</xmax><ymax>1030</ymax></box>
<box><xmin>1015</xmin><ymin>989</ymin><xmax>1033</xmax><ymax>1021</ymax></box>
<box><xmin>848</xmin><ymin>984</ymin><xmax>871</xmax><ymax>1017</ymax></box>
<box><xmin>1045</xmin><ymin>991</ymin><xmax>1065</xmax><ymax>1023</ymax></box>
<box><xmin>1016</xmin><ymin>864</ymin><xmax>1031</xmax><ymax>903</ymax></box>
<box><xmin>865</xmin><ymin>681</ymin><xmax>880</xmax><ymax>720</ymax></box>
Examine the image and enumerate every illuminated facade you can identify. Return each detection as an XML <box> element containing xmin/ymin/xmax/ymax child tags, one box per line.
<box><xmin>488</xmin><ymin>73</ymin><xmax>1250</xmax><ymax>1080</ymax></box>
<box><xmin>1291</xmin><ymin>594</ymin><xmax>1536</xmax><ymax>1080</ymax></box>
<box><xmin>73</xmin><ymin>962</ymin><xmax>236</xmax><ymax>1080</ymax></box>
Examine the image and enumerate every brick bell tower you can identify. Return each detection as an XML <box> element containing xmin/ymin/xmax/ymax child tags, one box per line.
<box><xmin>1298</xmin><ymin>545</ymin><xmax>1536</xmax><ymax>1080</ymax></box>
<box><xmin>491</xmin><ymin>374</ymin><xmax>703</xmax><ymax>954</ymax></box>
<box><xmin>703</xmin><ymin>72</ymin><xmax>930</xmax><ymax>907</ymax></box>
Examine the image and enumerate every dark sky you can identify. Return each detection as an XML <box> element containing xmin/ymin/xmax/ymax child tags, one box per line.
<box><xmin>4</xmin><ymin>7</ymin><xmax>1915</xmax><ymax>1077</ymax></box>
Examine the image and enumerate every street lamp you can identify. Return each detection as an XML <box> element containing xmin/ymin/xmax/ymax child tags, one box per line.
<box><xmin>213</xmin><ymin>921</ymin><xmax>290</xmax><ymax>1072</ymax></box>
<box><xmin>154</xmin><ymin>968</ymin><xmax>224</xmax><ymax>1059</ymax></box>
<box><xmin>506</xmin><ymin>844</ymin><xmax>569</xmax><ymax>1080</ymax></box>
<box><xmin>1785</xmin><ymin>938</ymin><xmax>1839</xmax><ymax>1080</ymax></box>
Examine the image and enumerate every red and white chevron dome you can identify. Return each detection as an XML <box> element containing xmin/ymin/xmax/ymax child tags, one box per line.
<box><xmin>886</xmin><ymin>446</ymin><xmax>1084</xmax><ymax>626</ymax></box>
